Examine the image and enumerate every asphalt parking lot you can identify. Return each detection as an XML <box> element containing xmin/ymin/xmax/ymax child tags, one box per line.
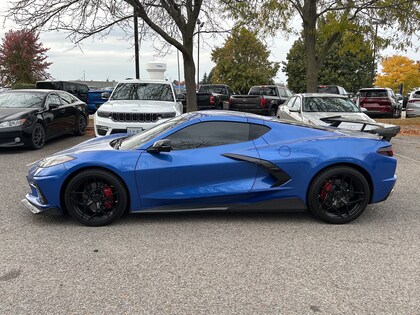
<box><xmin>0</xmin><ymin>134</ymin><xmax>419</xmax><ymax>314</ymax></box>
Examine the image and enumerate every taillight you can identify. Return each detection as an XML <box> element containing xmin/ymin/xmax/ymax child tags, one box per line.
<box><xmin>260</xmin><ymin>97</ymin><xmax>267</xmax><ymax>108</ymax></box>
<box><xmin>377</xmin><ymin>146</ymin><xmax>393</xmax><ymax>157</ymax></box>
<box><xmin>408</xmin><ymin>99</ymin><xmax>417</xmax><ymax>103</ymax></box>
<box><xmin>210</xmin><ymin>95</ymin><xmax>215</xmax><ymax>106</ymax></box>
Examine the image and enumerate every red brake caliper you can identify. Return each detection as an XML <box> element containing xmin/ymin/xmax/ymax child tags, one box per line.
<box><xmin>320</xmin><ymin>180</ymin><xmax>333</xmax><ymax>201</ymax></box>
<box><xmin>103</xmin><ymin>185</ymin><xmax>114</xmax><ymax>209</ymax></box>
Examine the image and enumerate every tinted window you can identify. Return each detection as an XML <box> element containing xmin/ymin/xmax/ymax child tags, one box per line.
<box><xmin>359</xmin><ymin>89</ymin><xmax>388</xmax><ymax>97</ymax></box>
<box><xmin>78</xmin><ymin>84</ymin><xmax>89</xmax><ymax>94</ymax></box>
<box><xmin>318</xmin><ymin>86</ymin><xmax>339</xmax><ymax>94</ymax></box>
<box><xmin>167</xmin><ymin>122</ymin><xmax>268</xmax><ymax>151</ymax></box>
<box><xmin>36</xmin><ymin>81</ymin><xmax>62</xmax><ymax>90</ymax></box>
<box><xmin>112</xmin><ymin>83</ymin><xmax>174</xmax><ymax>102</ymax></box>
<box><xmin>249</xmin><ymin>86</ymin><xmax>278</xmax><ymax>96</ymax></box>
<box><xmin>59</xmin><ymin>92</ymin><xmax>75</xmax><ymax>104</ymax></box>
<box><xmin>45</xmin><ymin>94</ymin><xmax>62</xmax><ymax>107</ymax></box>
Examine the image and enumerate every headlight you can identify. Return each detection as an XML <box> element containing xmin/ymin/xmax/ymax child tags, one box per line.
<box><xmin>38</xmin><ymin>155</ymin><xmax>75</xmax><ymax>168</ymax></box>
<box><xmin>0</xmin><ymin>118</ymin><xmax>26</xmax><ymax>128</ymax></box>
<box><xmin>97</xmin><ymin>111</ymin><xmax>111</xmax><ymax>118</ymax></box>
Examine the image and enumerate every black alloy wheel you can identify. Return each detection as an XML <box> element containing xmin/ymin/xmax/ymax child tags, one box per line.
<box><xmin>75</xmin><ymin>115</ymin><xmax>87</xmax><ymax>136</ymax></box>
<box><xmin>307</xmin><ymin>166</ymin><xmax>370</xmax><ymax>224</ymax></box>
<box><xmin>30</xmin><ymin>123</ymin><xmax>46</xmax><ymax>149</ymax></box>
<box><xmin>64</xmin><ymin>169</ymin><xmax>128</xmax><ymax>226</ymax></box>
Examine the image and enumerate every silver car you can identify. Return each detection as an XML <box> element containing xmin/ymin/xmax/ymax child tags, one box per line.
<box><xmin>277</xmin><ymin>93</ymin><xmax>400</xmax><ymax>140</ymax></box>
<box><xmin>406</xmin><ymin>89</ymin><xmax>420</xmax><ymax>118</ymax></box>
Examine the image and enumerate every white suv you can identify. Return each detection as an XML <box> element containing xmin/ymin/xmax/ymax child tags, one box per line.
<box><xmin>94</xmin><ymin>79</ymin><xmax>183</xmax><ymax>136</ymax></box>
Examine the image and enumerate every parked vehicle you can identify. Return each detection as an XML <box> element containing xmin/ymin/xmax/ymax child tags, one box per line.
<box><xmin>87</xmin><ymin>88</ymin><xmax>114</xmax><ymax>114</ymax></box>
<box><xmin>36</xmin><ymin>80</ymin><xmax>89</xmax><ymax>103</ymax></box>
<box><xmin>0</xmin><ymin>89</ymin><xmax>88</xmax><ymax>149</ymax></box>
<box><xmin>22</xmin><ymin>111</ymin><xmax>396</xmax><ymax>226</ymax></box>
<box><xmin>277</xmin><ymin>93</ymin><xmax>400</xmax><ymax>141</ymax></box>
<box><xmin>356</xmin><ymin>87</ymin><xmax>402</xmax><ymax>118</ymax></box>
<box><xmin>406</xmin><ymin>89</ymin><xmax>420</xmax><ymax>118</ymax></box>
<box><xmin>229</xmin><ymin>85</ymin><xmax>293</xmax><ymax>116</ymax></box>
<box><xmin>94</xmin><ymin>79</ymin><xmax>183</xmax><ymax>136</ymax></box>
<box><xmin>318</xmin><ymin>85</ymin><xmax>351</xmax><ymax>97</ymax></box>
<box><xmin>196</xmin><ymin>84</ymin><xmax>234</xmax><ymax>110</ymax></box>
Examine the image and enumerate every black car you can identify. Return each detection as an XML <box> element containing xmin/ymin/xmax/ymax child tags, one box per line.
<box><xmin>0</xmin><ymin>89</ymin><xmax>88</xmax><ymax>149</ymax></box>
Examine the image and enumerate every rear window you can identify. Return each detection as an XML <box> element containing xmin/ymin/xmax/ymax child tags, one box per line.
<box><xmin>249</xmin><ymin>86</ymin><xmax>278</xmax><ymax>96</ymax></box>
<box><xmin>36</xmin><ymin>81</ymin><xmax>61</xmax><ymax>90</ymax></box>
<box><xmin>318</xmin><ymin>86</ymin><xmax>339</xmax><ymax>94</ymax></box>
<box><xmin>359</xmin><ymin>89</ymin><xmax>388</xmax><ymax>97</ymax></box>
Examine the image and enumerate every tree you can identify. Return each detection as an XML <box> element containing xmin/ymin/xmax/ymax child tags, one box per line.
<box><xmin>375</xmin><ymin>55</ymin><xmax>420</xmax><ymax>94</ymax></box>
<box><xmin>0</xmin><ymin>29</ymin><xmax>51</xmax><ymax>85</ymax></box>
<box><xmin>225</xmin><ymin>0</ymin><xmax>420</xmax><ymax>92</ymax></box>
<box><xmin>211</xmin><ymin>27</ymin><xmax>279</xmax><ymax>94</ymax></box>
<box><xmin>6</xmin><ymin>0</ymin><xmax>226</xmax><ymax>112</ymax></box>
<box><xmin>284</xmin><ymin>31</ymin><xmax>372</xmax><ymax>93</ymax></box>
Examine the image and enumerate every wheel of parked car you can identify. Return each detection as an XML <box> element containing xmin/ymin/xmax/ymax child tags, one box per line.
<box><xmin>64</xmin><ymin>169</ymin><xmax>128</xmax><ymax>226</ymax></box>
<box><xmin>30</xmin><ymin>123</ymin><xmax>46</xmax><ymax>150</ymax></box>
<box><xmin>307</xmin><ymin>166</ymin><xmax>370</xmax><ymax>224</ymax></box>
<box><xmin>75</xmin><ymin>115</ymin><xmax>87</xmax><ymax>136</ymax></box>
<box><xmin>393</xmin><ymin>108</ymin><xmax>401</xmax><ymax>118</ymax></box>
<box><xmin>269</xmin><ymin>106</ymin><xmax>277</xmax><ymax>116</ymax></box>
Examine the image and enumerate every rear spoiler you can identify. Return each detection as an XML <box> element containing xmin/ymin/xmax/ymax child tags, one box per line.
<box><xmin>319</xmin><ymin>116</ymin><xmax>400</xmax><ymax>141</ymax></box>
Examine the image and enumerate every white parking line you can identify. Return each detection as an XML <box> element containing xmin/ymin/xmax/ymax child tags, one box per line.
<box><xmin>394</xmin><ymin>153</ymin><xmax>420</xmax><ymax>163</ymax></box>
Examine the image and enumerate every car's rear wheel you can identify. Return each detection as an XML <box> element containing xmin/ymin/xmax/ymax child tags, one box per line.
<box><xmin>392</xmin><ymin>108</ymin><xmax>401</xmax><ymax>118</ymax></box>
<box><xmin>30</xmin><ymin>123</ymin><xmax>46</xmax><ymax>150</ymax></box>
<box><xmin>64</xmin><ymin>169</ymin><xmax>128</xmax><ymax>226</ymax></box>
<box><xmin>74</xmin><ymin>115</ymin><xmax>87</xmax><ymax>136</ymax></box>
<box><xmin>307</xmin><ymin>166</ymin><xmax>370</xmax><ymax>224</ymax></box>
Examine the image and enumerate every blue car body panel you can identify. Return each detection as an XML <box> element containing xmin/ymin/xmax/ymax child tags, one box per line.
<box><xmin>23</xmin><ymin>111</ymin><xmax>397</xmax><ymax>217</ymax></box>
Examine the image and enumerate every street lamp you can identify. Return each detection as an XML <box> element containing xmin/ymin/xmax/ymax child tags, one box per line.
<box><xmin>196</xmin><ymin>19</ymin><xmax>204</xmax><ymax>88</ymax></box>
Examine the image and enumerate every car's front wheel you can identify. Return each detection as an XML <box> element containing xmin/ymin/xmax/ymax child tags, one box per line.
<box><xmin>307</xmin><ymin>166</ymin><xmax>370</xmax><ymax>224</ymax></box>
<box><xmin>64</xmin><ymin>169</ymin><xmax>128</xmax><ymax>226</ymax></box>
<box><xmin>30</xmin><ymin>123</ymin><xmax>46</xmax><ymax>150</ymax></box>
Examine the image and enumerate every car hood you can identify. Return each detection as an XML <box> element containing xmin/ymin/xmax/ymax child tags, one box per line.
<box><xmin>99</xmin><ymin>100</ymin><xmax>177</xmax><ymax>113</ymax></box>
<box><xmin>0</xmin><ymin>107</ymin><xmax>38</xmax><ymax>121</ymax></box>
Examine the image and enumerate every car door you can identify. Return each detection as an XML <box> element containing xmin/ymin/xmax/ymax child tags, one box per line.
<box><xmin>44</xmin><ymin>93</ymin><xmax>67</xmax><ymax>138</ymax></box>
<box><xmin>135</xmin><ymin>121</ymin><xmax>265</xmax><ymax>210</ymax></box>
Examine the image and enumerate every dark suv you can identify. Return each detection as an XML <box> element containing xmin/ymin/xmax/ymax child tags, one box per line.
<box><xmin>357</xmin><ymin>87</ymin><xmax>402</xmax><ymax>118</ymax></box>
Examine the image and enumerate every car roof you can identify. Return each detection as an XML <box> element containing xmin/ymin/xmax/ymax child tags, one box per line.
<box><xmin>3</xmin><ymin>89</ymin><xmax>57</xmax><ymax>94</ymax></box>
<box><xmin>294</xmin><ymin>93</ymin><xmax>349</xmax><ymax>98</ymax></box>
<box><xmin>117</xmin><ymin>79</ymin><xmax>171</xmax><ymax>84</ymax></box>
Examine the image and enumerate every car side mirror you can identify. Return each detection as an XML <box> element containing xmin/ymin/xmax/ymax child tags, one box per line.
<box><xmin>101</xmin><ymin>92</ymin><xmax>110</xmax><ymax>99</ymax></box>
<box><xmin>147</xmin><ymin>139</ymin><xmax>172</xmax><ymax>153</ymax></box>
<box><xmin>289</xmin><ymin>106</ymin><xmax>300</xmax><ymax>112</ymax></box>
<box><xmin>48</xmin><ymin>103</ymin><xmax>60</xmax><ymax>109</ymax></box>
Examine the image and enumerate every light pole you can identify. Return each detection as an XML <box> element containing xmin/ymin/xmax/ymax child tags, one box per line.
<box><xmin>196</xmin><ymin>19</ymin><xmax>204</xmax><ymax>88</ymax></box>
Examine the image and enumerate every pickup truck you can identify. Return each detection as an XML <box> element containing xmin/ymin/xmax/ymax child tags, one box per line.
<box><xmin>196</xmin><ymin>84</ymin><xmax>234</xmax><ymax>110</ymax></box>
<box><xmin>228</xmin><ymin>85</ymin><xmax>293</xmax><ymax>116</ymax></box>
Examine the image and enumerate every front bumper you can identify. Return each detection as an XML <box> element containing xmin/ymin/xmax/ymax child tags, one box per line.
<box><xmin>0</xmin><ymin>125</ymin><xmax>31</xmax><ymax>147</ymax></box>
<box><xmin>21</xmin><ymin>197</ymin><xmax>62</xmax><ymax>215</ymax></box>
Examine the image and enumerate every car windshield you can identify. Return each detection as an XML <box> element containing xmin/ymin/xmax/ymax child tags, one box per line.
<box><xmin>0</xmin><ymin>92</ymin><xmax>44</xmax><ymax>108</ymax></box>
<box><xmin>118</xmin><ymin>114</ymin><xmax>189</xmax><ymax>150</ymax></box>
<box><xmin>111</xmin><ymin>83</ymin><xmax>174</xmax><ymax>102</ymax></box>
<box><xmin>303</xmin><ymin>97</ymin><xmax>359</xmax><ymax>112</ymax></box>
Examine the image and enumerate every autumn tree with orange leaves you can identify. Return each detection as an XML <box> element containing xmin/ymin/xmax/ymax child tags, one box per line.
<box><xmin>0</xmin><ymin>29</ymin><xmax>51</xmax><ymax>86</ymax></box>
<box><xmin>375</xmin><ymin>56</ymin><xmax>420</xmax><ymax>94</ymax></box>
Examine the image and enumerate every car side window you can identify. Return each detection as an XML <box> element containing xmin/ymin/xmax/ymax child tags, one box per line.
<box><xmin>59</xmin><ymin>92</ymin><xmax>74</xmax><ymax>105</ymax></box>
<box><xmin>167</xmin><ymin>122</ymin><xmax>268</xmax><ymax>151</ymax></box>
<box><xmin>45</xmin><ymin>94</ymin><xmax>62</xmax><ymax>108</ymax></box>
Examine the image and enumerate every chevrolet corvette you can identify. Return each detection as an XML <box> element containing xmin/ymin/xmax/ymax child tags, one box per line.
<box><xmin>22</xmin><ymin>111</ymin><xmax>397</xmax><ymax>226</ymax></box>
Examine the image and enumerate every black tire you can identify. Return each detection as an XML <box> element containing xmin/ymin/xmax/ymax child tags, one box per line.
<box><xmin>30</xmin><ymin>123</ymin><xmax>46</xmax><ymax>149</ymax></box>
<box><xmin>307</xmin><ymin>166</ymin><xmax>370</xmax><ymax>224</ymax></box>
<box><xmin>74</xmin><ymin>115</ymin><xmax>87</xmax><ymax>136</ymax></box>
<box><xmin>269</xmin><ymin>106</ymin><xmax>277</xmax><ymax>116</ymax></box>
<box><xmin>64</xmin><ymin>169</ymin><xmax>128</xmax><ymax>226</ymax></box>
<box><xmin>392</xmin><ymin>108</ymin><xmax>401</xmax><ymax>118</ymax></box>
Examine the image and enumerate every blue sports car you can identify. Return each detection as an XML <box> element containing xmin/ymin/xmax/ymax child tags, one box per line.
<box><xmin>22</xmin><ymin>111</ymin><xmax>397</xmax><ymax>226</ymax></box>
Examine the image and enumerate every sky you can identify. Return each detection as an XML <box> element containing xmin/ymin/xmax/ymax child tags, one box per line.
<box><xmin>0</xmin><ymin>3</ymin><xmax>419</xmax><ymax>86</ymax></box>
